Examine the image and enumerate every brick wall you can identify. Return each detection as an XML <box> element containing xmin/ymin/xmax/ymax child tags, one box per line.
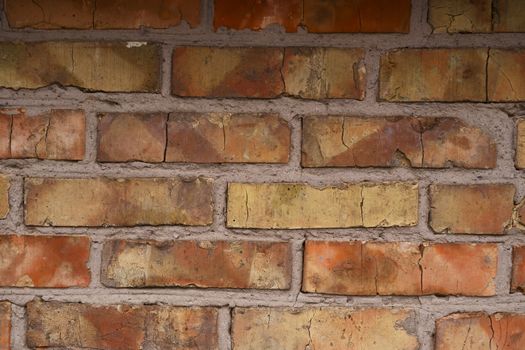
<box><xmin>0</xmin><ymin>0</ymin><xmax>525</xmax><ymax>349</ymax></box>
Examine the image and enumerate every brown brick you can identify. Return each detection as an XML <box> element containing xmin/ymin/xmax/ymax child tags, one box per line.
<box><xmin>101</xmin><ymin>239</ymin><xmax>291</xmax><ymax>289</ymax></box>
<box><xmin>512</xmin><ymin>246</ymin><xmax>525</xmax><ymax>292</ymax></box>
<box><xmin>302</xmin><ymin>116</ymin><xmax>496</xmax><ymax>168</ymax></box>
<box><xmin>227</xmin><ymin>182</ymin><xmax>418</xmax><ymax>229</ymax></box>
<box><xmin>172</xmin><ymin>47</ymin><xmax>284</xmax><ymax>98</ymax></box>
<box><xmin>0</xmin><ymin>302</ymin><xmax>10</xmax><ymax>350</ymax></box>
<box><xmin>232</xmin><ymin>307</ymin><xmax>418</xmax><ymax>349</ymax></box>
<box><xmin>428</xmin><ymin>0</ymin><xmax>492</xmax><ymax>33</ymax></box>
<box><xmin>166</xmin><ymin>113</ymin><xmax>290</xmax><ymax>163</ymax></box>
<box><xmin>380</xmin><ymin>48</ymin><xmax>487</xmax><ymax>102</ymax></box>
<box><xmin>5</xmin><ymin>0</ymin><xmax>200</xmax><ymax>29</ymax></box>
<box><xmin>517</xmin><ymin>120</ymin><xmax>525</xmax><ymax>168</ymax></box>
<box><xmin>282</xmin><ymin>48</ymin><xmax>366</xmax><ymax>99</ymax></box>
<box><xmin>24</xmin><ymin>177</ymin><xmax>213</xmax><ymax>227</ymax></box>
<box><xmin>26</xmin><ymin>300</ymin><xmax>218</xmax><ymax>350</ymax></box>
<box><xmin>213</xmin><ymin>0</ymin><xmax>302</xmax><ymax>32</ymax></box>
<box><xmin>303</xmin><ymin>0</ymin><xmax>411</xmax><ymax>33</ymax></box>
<box><xmin>303</xmin><ymin>241</ymin><xmax>422</xmax><ymax>295</ymax></box>
<box><xmin>430</xmin><ymin>184</ymin><xmax>515</xmax><ymax>234</ymax></box>
<box><xmin>421</xmin><ymin>243</ymin><xmax>498</xmax><ymax>296</ymax></box>
<box><xmin>97</xmin><ymin>113</ymin><xmax>167</xmax><ymax>163</ymax></box>
<box><xmin>494</xmin><ymin>0</ymin><xmax>525</xmax><ymax>32</ymax></box>
<box><xmin>0</xmin><ymin>235</ymin><xmax>90</xmax><ymax>287</ymax></box>
<box><xmin>488</xmin><ymin>49</ymin><xmax>525</xmax><ymax>102</ymax></box>
<box><xmin>436</xmin><ymin>313</ymin><xmax>525</xmax><ymax>350</ymax></box>
<box><xmin>0</xmin><ymin>176</ymin><xmax>9</xmax><ymax>219</ymax></box>
<box><xmin>0</xmin><ymin>42</ymin><xmax>160</xmax><ymax>92</ymax></box>
<box><xmin>94</xmin><ymin>0</ymin><xmax>201</xmax><ymax>29</ymax></box>
<box><xmin>0</xmin><ymin>109</ymin><xmax>85</xmax><ymax>160</ymax></box>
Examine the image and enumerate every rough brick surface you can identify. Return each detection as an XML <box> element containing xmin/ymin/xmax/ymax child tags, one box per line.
<box><xmin>380</xmin><ymin>48</ymin><xmax>488</xmax><ymax>102</ymax></box>
<box><xmin>516</xmin><ymin>119</ymin><xmax>525</xmax><ymax>168</ymax></box>
<box><xmin>302</xmin><ymin>116</ymin><xmax>496</xmax><ymax>168</ymax></box>
<box><xmin>5</xmin><ymin>0</ymin><xmax>200</xmax><ymax>29</ymax></box>
<box><xmin>24</xmin><ymin>177</ymin><xmax>213</xmax><ymax>226</ymax></box>
<box><xmin>428</xmin><ymin>0</ymin><xmax>492</xmax><ymax>33</ymax></box>
<box><xmin>0</xmin><ymin>42</ymin><xmax>160</xmax><ymax>92</ymax></box>
<box><xmin>101</xmin><ymin>239</ymin><xmax>291</xmax><ymax>289</ymax></box>
<box><xmin>488</xmin><ymin>49</ymin><xmax>525</xmax><ymax>102</ymax></box>
<box><xmin>232</xmin><ymin>307</ymin><xmax>419</xmax><ymax>349</ymax></box>
<box><xmin>227</xmin><ymin>182</ymin><xmax>418</xmax><ymax>229</ymax></box>
<box><xmin>26</xmin><ymin>300</ymin><xmax>218</xmax><ymax>349</ymax></box>
<box><xmin>0</xmin><ymin>302</ymin><xmax>10</xmax><ymax>350</ymax></box>
<box><xmin>494</xmin><ymin>0</ymin><xmax>525</xmax><ymax>32</ymax></box>
<box><xmin>0</xmin><ymin>176</ymin><xmax>8</xmax><ymax>219</ymax></box>
<box><xmin>0</xmin><ymin>109</ymin><xmax>85</xmax><ymax>160</ymax></box>
<box><xmin>166</xmin><ymin>113</ymin><xmax>290</xmax><ymax>163</ymax></box>
<box><xmin>430</xmin><ymin>184</ymin><xmax>515</xmax><ymax>234</ymax></box>
<box><xmin>436</xmin><ymin>313</ymin><xmax>525</xmax><ymax>350</ymax></box>
<box><xmin>512</xmin><ymin>246</ymin><xmax>525</xmax><ymax>293</ymax></box>
<box><xmin>0</xmin><ymin>235</ymin><xmax>90</xmax><ymax>287</ymax></box>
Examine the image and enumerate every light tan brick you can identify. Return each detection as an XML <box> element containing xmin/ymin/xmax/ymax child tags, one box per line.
<box><xmin>428</xmin><ymin>0</ymin><xmax>492</xmax><ymax>33</ymax></box>
<box><xmin>0</xmin><ymin>176</ymin><xmax>8</xmax><ymax>219</ymax></box>
<box><xmin>488</xmin><ymin>49</ymin><xmax>525</xmax><ymax>102</ymax></box>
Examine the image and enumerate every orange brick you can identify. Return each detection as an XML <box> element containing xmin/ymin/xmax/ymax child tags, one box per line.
<box><xmin>27</xmin><ymin>300</ymin><xmax>218</xmax><ymax>349</ymax></box>
<box><xmin>488</xmin><ymin>49</ymin><xmax>525</xmax><ymax>102</ymax></box>
<box><xmin>24</xmin><ymin>177</ymin><xmax>213</xmax><ymax>227</ymax></box>
<box><xmin>0</xmin><ymin>176</ymin><xmax>8</xmax><ymax>219</ymax></box>
<box><xmin>430</xmin><ymin>184</ymin><xmax>515</xmax><ymax>234</ymax></box>
<box><xmin>0</xmin><ymin>235</ymin><xmax>90</xmax><ymax>287</ymax></box>
<box><xmin>0</xmin><ymin>302</ymin><xmax>10</xmax><ymax>350</ymax></box>
<box><xmin>436</xmin><ymin>313</ymin><xmax>525</xmax><ymax>350</ymax></box>
<box><xmin>302</xmin><ymin>116</ymin><xmax>496</xmax><ymax>168</ymax></box>
<box><xmin>516</xmin><ymin>119</ymin><xmax>525</xmax><ymax>168</ymax></box>
<box><xmin>166</xmin><ymin>113</ymin><xmax>290</xmax><ymax>163</ymax></box>
<box><xmin>101</xmin><ymin>239</ymin><xmax>291</xmax><ymax>289</ymax></box>
<box><xmin>512</xmin><ymin>246</ymin><xmax>525</xmax><ymax>292</ymax></box>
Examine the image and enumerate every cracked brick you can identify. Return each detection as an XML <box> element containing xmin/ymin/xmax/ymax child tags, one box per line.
<box><xmin>488</xmin><ymin>49</ymin><xmax>525</xmax><ymax>101</ymax></box>
<box><xmin>428</xmin><ymin>0</ymin><xmax>492</xmax><ymax>33</ymax></box>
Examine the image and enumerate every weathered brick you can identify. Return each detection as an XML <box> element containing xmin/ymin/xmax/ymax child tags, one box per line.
<box><xmin>227</xmin><ymin>182</ymin><xmax>418</xmax><ymax>229</ymax></box>
<box><xmin>166</xmin><ymin>113</ymin><xmax>290</xmax><ymax>163</ymax></box>
<box><xmin>380</xmin><ymin>48</ymin><xmax>487</xmax><ymax>102</ymax></box>
<box><xmin>494</xmin><ymin>0</ymin><xmax>525</xmax><ymax>32</ymax></box>
<box><xmin>172</xmin><ymin>47</ymin><xmax>284</xmax><ymax>98</ymax></box>
<box><xmin>430</xmin><ymin>184</ymin><xmax>515</xmax><ymax>234</ymax></box>
<box><xmin>0</xmin><ymin>235</ymin><xmax>90</xmax><ymax>287</ymax></box>
<box><xmin>488</xmin><ymin>49</ymin><xmax>525</xmax><ymax>101</ymax></box>
<box><xmin>421</xmin><ymin>243</ymin><xmax>498</xmax><ymax>296</ymax></box>
<box><xmin>5</xmin><ymin>0</ymin><xmax>200</xmax><ymax>29</ymax></box>
<box><xmin>436</xmin><ymin>313</ymin><xmax>525</xmax><ymax>350</ymax></box>
<box><xmin>512</xmin><ymin>246</ymin><xmax>525</xmax><ymax>292</ymax></box>
<box><xmin>0</xmin><ymin>109</ymin><xmax>85</xmax><ymax>160</ymax></box>
<box><xmin>213</xmin><ymin>0</ymin><xmax>302</xmax><ymax>32</ymax></box>
<box><xmin>0</xmin><ymin>176</ymin><xmax>9</xmax><ymax>219</ymax></box>
<box><xmin>102</xmin><ymin>239</ymin><xmax>291</xmax><ymax>289</ymax></box>
<box><xmin>303</xmin><ymin>0</ymin><xmax>411</xmax><ymax>33</ymax></box>
<box><xmin>282</xmin><ymin>48</ymin><xmax>366</xmax><ymax>99</ymax></box>
<box><xmin>0</xmin><ymin>42</ymin><xmax>160</xmax><ymax>92</ymax></box>
<box><xmin>0</xmin><ymin>302</ymin><xmax>10</xmax><ymax>350</ymax></box>
<box><xmin>26</xmin><ymin>300</ymin><xmax>218</xmax><ymax>350</ymax></box>
<box><xmin>97</xmin><ymin>113</ymin><xmax>167</xmax><ymax>163</ymax></box>
<box><xmin>516</xmin><ymin>119</ymin><xmax>525</xmax><ymax>168</ymax></box>
<box><xmin>232</xmin><ymin>307</ymin><xmax>419</xmax><ymax>349</ymax></box>
<box><xmin>303</xmin><ymin>241</ymin><xmax>497</xmax><ymax>296</ymax></box>
<box><xmin>25</xmin><ymin>177</ymin><xmax>213</xmax><ymax>227</ymax></box>
<box><xmin>302</xmin><ymin>116</ymin><xmax>496</xmax><ymax>168</ymax></box>
<box><xmin>428</xmin><ymin>0</ymin><xmax>492</xmax><ymax>33</ymax></box>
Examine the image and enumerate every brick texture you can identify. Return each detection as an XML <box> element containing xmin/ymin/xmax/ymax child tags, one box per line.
<box><xmin>512</xmin><ymin>246</ymin><xmax>525</xmax><ymax>293</ymax></box>
<box><xmin>0</xmin><ymin>176</ymin><xmax>8</xmax><ymax>219</ymax></box>
<box><xmin>0</xmin><ymin>302</ymin><xmax>10</xmax><ymax>350</ymax></box>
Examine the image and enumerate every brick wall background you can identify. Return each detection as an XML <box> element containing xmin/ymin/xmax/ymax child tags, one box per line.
<box><xmin>0</xmin><ymin>0</ymin><xmax>525</xmax><ymax>349</ymax></box>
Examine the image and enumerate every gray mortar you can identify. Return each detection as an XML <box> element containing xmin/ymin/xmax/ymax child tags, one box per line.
<box><xmin>0</xmin><ymin>0</ymin><xmax>525</xmax><ymax>349</ymax></box>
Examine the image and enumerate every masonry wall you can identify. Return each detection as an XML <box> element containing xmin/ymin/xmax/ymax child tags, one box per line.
<box><xmin>1</xmin><ymin>0</ymin><xmax>525</xmax><ymax>349</ymax></box>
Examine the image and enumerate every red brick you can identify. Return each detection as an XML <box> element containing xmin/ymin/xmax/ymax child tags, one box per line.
<box><xmin>24</xmin><ymin>177</ymin><xmax>213</xmax><ymax>227</ymax></box>
<box><xmin>97</xmin><ymin>113</ymin><xmax>167</xmax><ymax>163</ymax></box>
<box><xmin>213</xmin><ymin>0</ymin><xmax>302</xmax><ymax>32</ymax></box>
<box><xmin>0</xmin><ymin>235</ymin><xmax>90</xmax><ymax>287</ymax></box>
<box><xmin>5</xmin><ymin>0</ymin><xmax>200</xmax><ymax>29</ymax></box>
<box><xmin>430</xmin><ymin>184</ymin><xmax>515</xmax><ymax>234</ymax></box>
<box><xmin>512</xmin><ymin>246</ymin><xmax>525</xmax><ymax>293</ymax></box>
<box><xmin>232</xmin><ymin>307</ymin><xmax>419</xmax><ymax>349</ymax></box>
<box><xmin>26</xmin><ymin>300</ymin><xmax>218</xmax><ymax>350</ymax></box>
<box><xmin>0</xmin><ymin>302</ymin><xmax>10</xmax><ymax>350</ymax></box>
<box><xmin>0</xmin><ymin>109</ymin><xmax>85</xmax><ymax>160</ymax></box>
<box><xmin>436</xmin><ymin>313</ymin><xmax>525</xmax><ymax>350</ymax></box>
<box><xmin>303</xmin><ymin>0</ymin><xmax>411</xmax><ymax>33</ymax></box>
<box><xmin>166</xmin><ymin>113</ymin><xmax>290</xmax><ymax>163</ymax></box>
<box><xmin>488</xmin><ymin>49</ymin><xmax>525</xmax><ymax>102</ymax></box>
<box><xmin>421</xmin><ymin>243</ymin><xmax>498</xmax><ymax>296</ymax></box>
<box><xmin>172</xmin><ymin>47</ymin><xmax>284</xmax><ymax>98</ymax></box>
<box><xmin>302</xmin><ymin>116</ymin><xmax>496</xmax><ymax>168</ymax></box>
<box><xmin>101</xmin><ymin>239</ymin><xmax>292</xmax><ymax>289</ymax></box>
<box><xmin>380</xmin><ymin>48</ymin><xmax>488</xmax><ymax>102</ymax></box>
